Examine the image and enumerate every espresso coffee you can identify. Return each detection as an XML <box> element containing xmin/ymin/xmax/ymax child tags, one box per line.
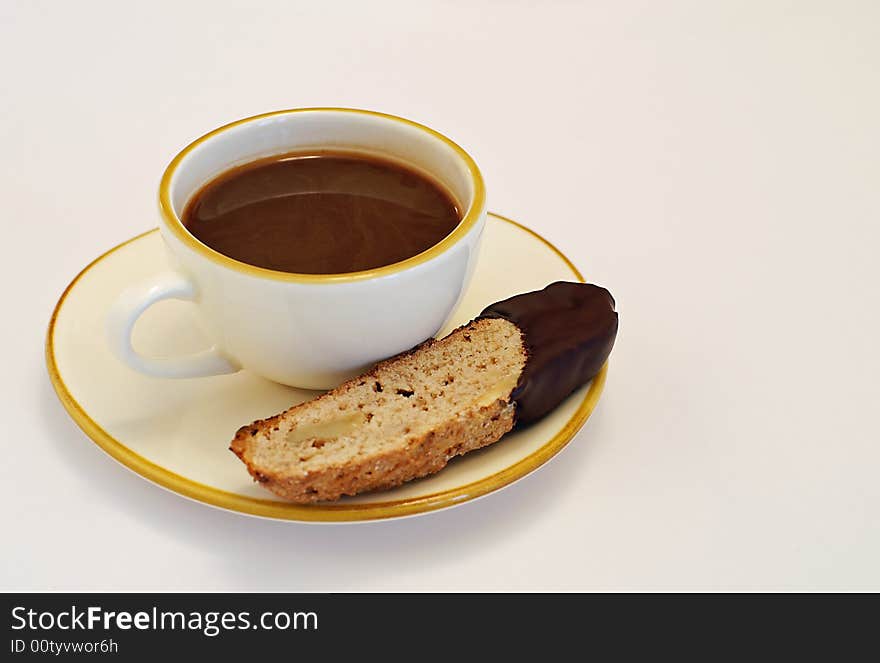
<box><xmin>182</xmin><ymin>152</ymin><xmax>461</xmax><ymax>274</ymax></box>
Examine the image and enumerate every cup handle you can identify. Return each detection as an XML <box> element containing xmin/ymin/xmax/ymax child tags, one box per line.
<box><xmin>106</xmin><ymin>272</ymin><xmax>240</xmax><ymax>378</ymax></box>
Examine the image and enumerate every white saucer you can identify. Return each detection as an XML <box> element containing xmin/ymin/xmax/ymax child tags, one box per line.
<box><xmin>47</xmin><ymin>213</ymin><xmax>608</xmax><ymax>522</ymax></box>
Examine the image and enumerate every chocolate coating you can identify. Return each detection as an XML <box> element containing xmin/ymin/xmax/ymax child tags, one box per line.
<box><xmin>479</xmin><ymin>282</ymin><xmax>618</xmax><ymax>425</ymax></box>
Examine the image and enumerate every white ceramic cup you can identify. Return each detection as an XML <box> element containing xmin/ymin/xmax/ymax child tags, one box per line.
<box><xmin>106</xmin><ymin>108</ymin><xmax>487</xmax><ymax>389</ymax></box>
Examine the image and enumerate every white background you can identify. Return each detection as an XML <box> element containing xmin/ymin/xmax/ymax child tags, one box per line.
<box><xmin>3</xmin><ymin>0</ymin><xmax>879</xmax><ymax>590</ymax></box>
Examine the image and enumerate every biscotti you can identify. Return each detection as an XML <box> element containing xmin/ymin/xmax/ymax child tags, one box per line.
<box><xmin>230</xmin><ymin>282</ymin><xmax>618</xmax><ymax>503</ymax></box>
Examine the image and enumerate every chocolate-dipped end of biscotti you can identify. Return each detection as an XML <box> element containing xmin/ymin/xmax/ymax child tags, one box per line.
<box><xmin>478</xmin><ymin>281</ymin><xmax>618</xmax><ymax>424</ymax></box>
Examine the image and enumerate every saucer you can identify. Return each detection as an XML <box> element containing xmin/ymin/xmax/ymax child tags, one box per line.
<box><xmin>46</xmin><ymin>213</ymin><xmax>608</xmax><ymax>522</ymax></box>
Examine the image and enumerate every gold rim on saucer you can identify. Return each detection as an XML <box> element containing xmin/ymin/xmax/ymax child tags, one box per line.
<box><xmin>45</xmin><ymin>213</ymin><xmax>608</xmax><ymax>522</ymax></box>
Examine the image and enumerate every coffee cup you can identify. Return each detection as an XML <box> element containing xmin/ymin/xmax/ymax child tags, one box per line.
<box><xmin>106</xmin><ymin>108</ymin><xmax>486</xmax><ymax>389</ymax></box>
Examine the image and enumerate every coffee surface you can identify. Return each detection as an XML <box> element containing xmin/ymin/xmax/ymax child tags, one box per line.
<box><xmin>183</xmin><ymin>153</ymin><xmax>461</xmax><ymax>274</ymax></box>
